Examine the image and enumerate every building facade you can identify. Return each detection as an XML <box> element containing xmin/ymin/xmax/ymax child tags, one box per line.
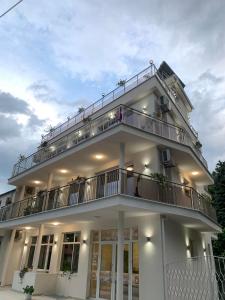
<box><xmin>0</xmin><ymin>61</ymin><xmax>220</xmax><ymax>300</ymax></box>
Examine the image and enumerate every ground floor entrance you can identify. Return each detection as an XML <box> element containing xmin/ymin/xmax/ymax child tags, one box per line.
<box><xmin>89</xmin><ymin>229</ymin><xmax>139</xmax><ymax>300</ymax></box>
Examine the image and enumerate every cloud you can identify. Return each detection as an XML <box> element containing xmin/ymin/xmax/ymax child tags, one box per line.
<box><xmin>0</xmin><ymin>91</ymin><xmax>30</xmax><ymax>114</ymax></box>
<box><xmin>189</xmin><ymin>71</ymin><xmax>225</xmax><ymax>169</ymax></box>
<box><xmin>0</xmin><ymin>115</ymin><xmax>21</xmax><ymax>141</ymax></box>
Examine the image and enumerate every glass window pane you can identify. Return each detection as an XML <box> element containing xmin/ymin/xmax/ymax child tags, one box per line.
<box><xmin>64</xmin><ymin>233</ymin><xmax>74</xmax><ymax>243</ymax></box>
<box><xmin>132</xmin><ymin>227</ymin><xmax>138</xmax><ymax>240</ymax></box>
<box><xmin>46</xmin><ymin>246</ymin><xmax>52</xmax><ymax>270</ymax></box>
<box><xmin>74</xmin><ymin>232</ymin><xmax>80</xmax><ymax>243</ymax></box>
<box><xmin>31</xmin><ymin>236</ymin><xmax>37</xmax><ymax>244</ymax></box>
<box><xmin>90</xmin><ymin>243</ymin><xmax>99</xmax><ymax>298</ymax></box>
<box><xmin>72</xmin><ymin>244</ymin><xmax>80</xmax><ymax>273</ymax></box>
<box><xmin>42</xmin><ymin>235</ymin><xmax>49</xmax><ymax>244</ymax></box>
<box><xmin>27</xmin><ymin>245</ymin><xmax>35</xmax><ymax>268</ymax></box>
<box><xmin>132</xmin><ymin>242</ymin><xmax>139</xmax><ymax>300</ymax></box>
<box><xmin>60</xmin><ymin>244</ymin><xmax>73</xmax><ymax>272</ymax></box>
<box><xmin>38</xmin><ymin>245</ymin><xmax>47</xmax><ymax>269</ymax></box>
<box><xmin>92</xmin><ymin>231</ymin><xmax>99</xmax><ymax>242</ymax></box>
<box><xmin>49</xmin><ymin>234</ymin><xmax>54</xmax><ymax>244</ymax></box>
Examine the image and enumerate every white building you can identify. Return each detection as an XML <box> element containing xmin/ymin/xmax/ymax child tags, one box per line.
<box><xmin>0</xmin><ymin>61</ymin><xmax>221</xmax><ymax>300</ymax></box>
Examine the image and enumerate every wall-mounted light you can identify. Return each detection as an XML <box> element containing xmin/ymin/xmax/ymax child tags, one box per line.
<box><xmin>83</xmin><ymin>239</ymin><xmax>87</xmax><ymax>244</ymax></box>
<box><xmin>203</xmin><ymin>248</ymin><xmax>206</xmax><ymax>253</ymax></box>
<box><xmin>24</xmin><ymin>242</ymin><xmax>28</xmax><ymax>247</ymax></box>
<box><xmin>144</xmin><ymin>164</ymin><xmax>149</xmax><ymax>169</ymax></box>
<box><xmin>146</xmin><ymin>236</ymin><xmax>152</xmax><ymax>242</ymax></box>
<box><xmin>54</xmin><ymin>241</ymin><xmax>57</xmax><ymax>245</ymax></box>
<box><xmin>186</xmin><ymin>245</ymin><xmax>191</xmax><ymax>251</ymax></box>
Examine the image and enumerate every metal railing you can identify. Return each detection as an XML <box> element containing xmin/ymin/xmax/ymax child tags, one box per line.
<box><xmin>166</xmin><ymin>256</ymin><xmax>225</xmax><ymax>300</ymax></box>
<box><xmin>11</xmin><ymin>105</ymin><xmax>207</xmax><ymax>177</ymax></box>
<box><xmin>42</xmin><ymin>64</ymin><xmax>157</xmax><ymax>142</ymax></box>
<box><xmin>1</xmin><ymin>169</ymin><xmax>217</xmax><ymax>222</ymax></box>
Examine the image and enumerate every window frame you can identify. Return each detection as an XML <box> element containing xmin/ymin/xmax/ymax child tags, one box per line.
<box><xmin>60</xmin><ymin>231</ymin><xmax>81</xmax><ymax>274</ymax></box>
<box><xmin>37</xmin><ymin>234</ymin><xmax>54</xmax><ymax>271</ymax></box>
<box><xmin>26</xmin><ymin>236</ymin><xmax>37</xmax><ymax>269</ymax></box>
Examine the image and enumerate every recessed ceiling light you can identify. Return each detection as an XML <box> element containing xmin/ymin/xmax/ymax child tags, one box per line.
<box><xmin>25</xmin><ymin>227</ymin><xmax>32</xmax><ymax>230</ymax></box>
<box><xmin>191</xmin><ymin>171</ymin><xmax>199</xmax><ymax>176</ymax></box>
<box><xmin>95</xmin><ymin>154</ymin><xmax>104</xmax><ymax>160</ymax></box>
<box><xmin>59</xmin><ymin>169</ymin><xmax>68</xmax><ymax>174</ymax></box>
<box><xmin>33</xmin><ymin>180</ymin><xmax>41</xmax><ymax>184</ymax></box>
<box><xmin>52</xmin><ymin>222</ymin><xmax>59</xmax><ymax>226</ymax></box>
<box><xmin>126</xmin><ymin>166</ymin><xmax>134</xmax><ymax>171</ymax></box>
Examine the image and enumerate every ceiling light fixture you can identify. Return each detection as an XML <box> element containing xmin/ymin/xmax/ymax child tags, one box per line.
<box><xmin>52</xmin><ymin>222</ymin><xmax>59</xmax><ymax>226</ymax></box>
<box><xmin>126</xmin><ymin>166</ymin><xmax>134</xmax><ymax>171</ymax></box>
<box><xmin>59</xmin><ymin>169</ymin><xmax>68</xmax><ymax>174</ymax></box>
<box><xmin>95</xmin><ymin>154</ymin><xmax>104</xmax><ymax>160</ymax></box>
<box><xmin>191</xmin><ymin>171</ymin><xmax>199</xmax><ymax>176</ymax></box>
<box><xmin>33</xmin><ymin>180</ymin><xmax>41</xmax><ymax>185</ymax></box>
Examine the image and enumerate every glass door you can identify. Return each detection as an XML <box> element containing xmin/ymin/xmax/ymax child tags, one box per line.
<box><xmin>99</xmin><ymin>244</ymin><xmax>115</xmax><ymax>300</ymax></box>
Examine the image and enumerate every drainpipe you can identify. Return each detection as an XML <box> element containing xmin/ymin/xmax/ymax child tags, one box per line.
<box><xmin>160</xmin><ymin>215</ymin><xmax>167</xmax><ymax>300</ymax></box>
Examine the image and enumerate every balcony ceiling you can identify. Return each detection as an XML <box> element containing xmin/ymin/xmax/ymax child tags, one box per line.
<box><xmin>8</xmin><ymin>128</ymin><xmax>212</xmax><ymax>188</ymax></box>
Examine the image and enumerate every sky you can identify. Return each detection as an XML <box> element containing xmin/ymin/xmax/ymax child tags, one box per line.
<box><xmin>0</xmin><ymin>0</ymin><xmax>225</xmax><ymax>193</ymax></box>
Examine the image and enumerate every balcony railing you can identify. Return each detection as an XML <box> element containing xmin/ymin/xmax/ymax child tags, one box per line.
<box><xmin>11</xmin><ymin>105</ymin><xmax>207</xmax><ymax>178</ymax></box>
<box><xmin>166</xmin><ymin>256</ymin><xmax>224</xmax><ymax>300</ymax></box>
<box><xmin>42</xmin><ymin>64</ymin><xmax>157</xmax><ymax>142</ymax></box>
<box><xmin>2</xmin><ymin>169</ymin><xmax>217</xmax><ymax>223</ymax></box>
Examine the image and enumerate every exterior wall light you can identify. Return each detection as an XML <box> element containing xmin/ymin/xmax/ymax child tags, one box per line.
<box><xmin>83</xmin><ymin>240</ymin><xmax>87</xmax><ymax>244</ymax></box>
<box><xmin>186</xmin><ymin>245</ymin><xmax>191</xmax><ymax>250</ymax></box>
<box><xmin>203</xmin><ymin>248</ymin><xmax>206</xmax><ymax>253</ymax></box>
<box><xmin>144</xmin><ymin>164</ymin><xmax>149</xmax><ymax>169</ymax></box>
<box><xmin>24</xmin><ymin>242</ymin><xmax>28</xmax><ymax>246</ymax></box>
<box><xmin>54</xmin><ymin>241</ymin><xmax>57</xmax><ymax>245</ymax></box>
<box><xmin>146</xmin><ymin>236</ymin><xmax>152</xmax><ymax>242</ymax></box>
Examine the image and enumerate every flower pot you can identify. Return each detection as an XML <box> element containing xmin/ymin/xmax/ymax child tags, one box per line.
<box><xmin>25</xmin><ymin>295</ymin><xmax>32</xmax><ymax>300</ymax></box>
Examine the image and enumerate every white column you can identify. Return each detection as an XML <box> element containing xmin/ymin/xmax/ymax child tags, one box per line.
<box><xmin>19</xmin><ymin>185</ymin><xmax>26</xmax><ymax>201</ymax></box>
<box><xmin>116</xmin><ymin>211</ymin><xmax>124</xmax><ymax>300</ymax></box>
<box><xmin>33</xmin><ymin>224</ymin><xmax>44</xmax><ymax>270</ymax></box>
<box><xmin>1</xmin><ymin>229</ymin><xmax>16</xmax><ymax>286</ymax></box>
<box><xmin>119</xmin><ymin>143</ymin><xmax>125</xmax><ymax>194</ymax></box>
<box><xmin>161</xmin><ymin>215</ymin><xmax>167</xmax><ymax>300</ymax></box>
<box><xmin>47</xmin><ymin>173</ymin><xmax>53</xmax><ymax>190</ymax></box>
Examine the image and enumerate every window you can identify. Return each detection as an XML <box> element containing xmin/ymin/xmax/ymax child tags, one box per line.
<box><xmin>27</xmin><ymin>236</ymin><xmax>37</xmax><ymax>269</ymax></box>
<box><xmin>60</xmin><ymin>232</ymin><xmax>81</xmax><ymax>273</ymax></box>
<box><xmin>38</xmin><ymin>234</ymin><xmax>54</xmax><ymax>270</ymax></box>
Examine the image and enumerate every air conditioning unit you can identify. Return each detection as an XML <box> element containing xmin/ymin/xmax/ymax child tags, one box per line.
<box><xmin>161</xmin><ymin>149</ymin><xmax>175</xmax><ymax>167</ymax></box>
<box><xmin>160</xmin><ymin>96</ymin><xmax>171</xmax><ymax>113</ymax></box>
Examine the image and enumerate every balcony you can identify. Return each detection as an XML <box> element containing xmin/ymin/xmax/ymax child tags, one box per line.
<box><xmin>1</xmin><ymin>169</ymin><xmax>217</xmax><ymax>223</ymax></box>
<box><xmin>11</xmin><ymin>105</ymin><xmax>207</xmax><ymax>178</ymax></box>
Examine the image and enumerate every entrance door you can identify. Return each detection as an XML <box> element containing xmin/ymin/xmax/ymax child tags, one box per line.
<box><xmin>90</xmin><ymin>241</ymin><xmax>139</xmax><ymax>300</ymax></box>
<box><xmin>99</xmin><ymin>244</ymin><xmax>115</xmax><ymax>300</ymax></box>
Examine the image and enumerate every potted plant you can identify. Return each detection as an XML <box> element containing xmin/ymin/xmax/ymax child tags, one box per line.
<box><xmin>117</xmin><ymin>79</ymin><xmax>126</xmax><ymax>86</ymax></box>
<box><xmin>23</xmin><ymin>285</ymin><xmax>34</xmax><ymax>300</ymax></box>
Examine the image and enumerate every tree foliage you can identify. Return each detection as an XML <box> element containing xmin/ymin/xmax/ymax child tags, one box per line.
<box><xmin>209</xmin><ymin>161</ymin><xmax>225</xmax><ymax>256</ymax></box>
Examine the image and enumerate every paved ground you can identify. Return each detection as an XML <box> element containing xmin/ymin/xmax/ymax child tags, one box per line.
<box><xmin>0</xmin><ymin>288</ymin><xmax>77</xmax><ymax>299</ymax></box>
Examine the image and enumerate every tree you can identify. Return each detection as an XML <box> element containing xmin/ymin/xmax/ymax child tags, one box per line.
<box><xmin>209</xmin><ymin>161</ymin><xmax>225</xmax><ymax>256</ymax></box>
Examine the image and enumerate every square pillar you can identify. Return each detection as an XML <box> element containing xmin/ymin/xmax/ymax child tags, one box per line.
<box><xmin>1</xmin><ymin>229</ymin><xmax>16</xmax><ymax>286</ymax></box>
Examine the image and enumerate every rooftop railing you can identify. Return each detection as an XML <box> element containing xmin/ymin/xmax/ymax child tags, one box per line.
<box><xmin>11</xmin><ymin>105</ymin><xmax>207</xmax><ymax>178</ymax></box>
<box><xmin>41</xmin><ymin>64</ymin><xmax>157</xmax><ymax>142</ymax></box>
<box><xmin>1</xmin><ymin>169</ymin><xmax>217</xmax><ymax>223</ymax></box>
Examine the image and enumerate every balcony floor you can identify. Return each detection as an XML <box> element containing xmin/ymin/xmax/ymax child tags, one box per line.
<box><xmin>0</xmin><ymin>287</ymin><xmax>78</xmax><ymax>299</ymax></box>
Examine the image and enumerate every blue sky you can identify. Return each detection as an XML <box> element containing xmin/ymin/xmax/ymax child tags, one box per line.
<box><xmin>0</xmin><ymin>0</ymin><xmax>225</xmax><ymax>193</ymax></box>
